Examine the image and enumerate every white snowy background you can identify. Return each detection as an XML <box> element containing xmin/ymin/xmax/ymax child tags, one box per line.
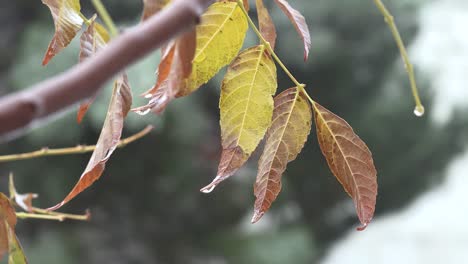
<box><xmin>322</xmin><ymin>0</ymin><xmax>468</xmax><ymax>263</ymax></box>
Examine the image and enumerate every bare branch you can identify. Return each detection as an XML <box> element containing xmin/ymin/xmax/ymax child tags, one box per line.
<box><xmin>0</xmin><ymin>0</ymin><xmax>214</xmax><ymax>141</ymax></box>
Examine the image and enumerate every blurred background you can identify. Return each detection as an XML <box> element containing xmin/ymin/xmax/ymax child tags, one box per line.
<box><xmin>1</xmin><ymin>0</ymin><xmax>468</xmax><ymax>263</ymax></box>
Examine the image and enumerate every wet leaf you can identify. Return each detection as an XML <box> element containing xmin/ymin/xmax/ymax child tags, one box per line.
<box><xmin>313</xmin><ymin>102</ymin><xmax>377</xmax><ymax>230</ymax></box>
<box><xmin>256</xmin><ymin>0</ymin><xmax>277</xmax><ymax>50</ymax></box>
<box><xmin>0</xmin><ymin>194</ymin><xmax>16</xmax><ymax>261</ymax></box>
<box><xmin>179</xmin><ymin>1</ymin><xmax>248</xmax><ymax>96</ymax></box>
<box><xmin>77</xmin><ymin>15</ymin><xmax>110</xmax><ymax>123</ymax></box>
<box><xmin>273</xmin><ymin>0</ymin><xmax>311</xmax><ymax>60</ymax></box>
<box><xmin>5</xmin><ymin>221</ymin><xmax>27</xmax><ymax>264</ymax></box>
<box><xmin>201</xmin><ymin>45</ymin><xmax>277</xmax><ymax>192</ymax></box>
<box><xmin>135</xmin><ymin>30</ymin><xmax>196</xmax><ymax>114</ymax></box>
<box><xmin>141</xmin><ymin>0</ymin><xmax>171</xmax><ymax>21</ymax></box>
<box><xmin>252</xmin><ymin>88</ymin><xmax>312</xmax><ymax>223</ymax></box>
<box><xmin>48</xmin><ymin>74</ymin><xmax>132</xmax><ymax>210</ymax></box>
<box><xmin>42</xmin><ymin>0</ymin><xmax>84</xmax><ymax>65</ymax></box>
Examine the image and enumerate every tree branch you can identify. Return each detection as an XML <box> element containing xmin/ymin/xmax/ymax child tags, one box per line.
<box><xmin>0</xmin><ymin>0</ymin><xmax>214</xmax><ymax>141</ymax></box>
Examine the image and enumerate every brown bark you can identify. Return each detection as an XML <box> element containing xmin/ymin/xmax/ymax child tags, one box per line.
<box><xmin>0</xmin><ymin>0</ymin><xmax>215</xmax><ymax>141</ymax></box>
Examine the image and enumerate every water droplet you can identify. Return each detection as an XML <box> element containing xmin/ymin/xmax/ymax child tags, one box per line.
<box><xmin>251</xmin><ymin>210</ymin><xmax>264</xmax><ymax>224</ymax></box>
<box><xmin>413</xmin><ymin>105</ymin><xmax>425</xmax><ymax>117</ymax></box>
<box><xmin>144</xmin><ymin>93</ymin><xmax>153</xmax><ymax>99</ymax></box>
<box><xmin>200</xmin><ymin>176</ymin><xmax>222</xmax><ymax>193</ymax></box>
<box><xmin>135</xmin><ymin>108</ymin><xmax>151</xmax><ymax>116</ymax></box>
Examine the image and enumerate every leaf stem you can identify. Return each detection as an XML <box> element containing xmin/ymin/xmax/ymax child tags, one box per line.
<box><xmin>236</xmin><ymin>0</ymin><xmax>303</xmax><ymax>89</ymax></box>
<box><xmin>91</xmin><ymin>0</ymin><xmax>119</xmax><ymax>37</ymax></box>
<box><xmin>0</xmin><ymin>126</ymin><xmax>153</xmax><ymax>163</ymax></box>
<box><xmin>372</xmin><ymin>0</ymin><xmax>424</xmax><ymax>116</ymax></box>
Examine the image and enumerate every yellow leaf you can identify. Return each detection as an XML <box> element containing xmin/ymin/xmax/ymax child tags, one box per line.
<box><xmin>6</xmin><ymin>221</ymin><xmax>27</xmax><ymax>264</ymax></box>
<box><xmin>252</xmin><ymin>88</ymin><xmax>312</xmax><ymax>223</ymax></box>
<box><xmin>179</xmin><ymin>1</ymin><xmax>248</xmax><ymax>96</ymax></box>
<box><xmin>201</xmin><ymin>45</ymin><xmax>277</xmax><ymax>192</ymax></box>
<box><xmin>313</xmin><ymin>102</ymin><xmax>378</xmax><ymax>230</ymax></box>
<box><xmin>42</xmin><ymin>0</ymin><xmax>84</xmax><ymax>65</ymax></box>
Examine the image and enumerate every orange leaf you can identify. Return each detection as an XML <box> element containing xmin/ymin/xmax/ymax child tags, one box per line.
<box><xmin>48</xmin><ymin>74</ymin><xmax>132</xmax><ymax>211</ymax></box>
<box><xmin>256</xmin><ymin>0</ymin><xmax>277</xmax><ymax>50</ymax></box>
<box><xmin>41</xmin><ymin>0</ymin><xmax>84</xmax><ymax>65</ymax></box>
<box><xmin>273</xmin><ymin>0</ymin><xmax>311</xmax><ymax>61</ymax></box>
<box><xmin>253</xmin><ymin>88</ymin><xmax>312</xmax><ymax>223</ymax></box>
<box><xmin>0</xmin><ymin>194</ymin><xmax>16</xmax><ymax>260</ymax></box>
<box><xmin>313</xmin><ymin>102</ymin><xmax>377</xmax><ymax>230</ymax></box>
<box><xmin>141</xmin><ymin>0</ymin><xmax>171</xmax><ymax>21</ymax></box>
<box><xmin>77</xmin><ymin>15</ymin><xmax>110</xmax><ymax>123</ymax></box>
<box><xmin>134</xmin><ymin>30</ymin><xmax>196</xmax><ymax>114</ymax></box>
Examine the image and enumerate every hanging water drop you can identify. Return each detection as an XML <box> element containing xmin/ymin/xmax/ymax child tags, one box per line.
<box><xmin>413</xmin><ymin>105</ymin><xmax>425</xmax><ymax>117</ymax></box>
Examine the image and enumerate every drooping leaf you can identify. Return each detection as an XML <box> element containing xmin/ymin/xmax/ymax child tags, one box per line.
<box><xmin>134</xmin><ymin>30</ymin><xmax>196</xmax><ymax>114</ymax></box>
<box><xmin>77</xmin><ymin>15</ymin><xmax>110</xmax><ymax>123</ymax></box>
<box><xmin>48</xmin><ymin>74</ymin><xmax>132</xmax><ymax>211</ymax></box>
<box><xmin>252</xmin><ymin>88</ymin><xmax>312</xmax><ymax>223</ymax></box>
<box><xmin>5</xmin><ymin>221</ymin><xmax>27</xmax><ymax>264</ymax></box>
<box><xmin>256</xmin><ymin>0</ymin><xmax>277</xmax><ymax>50</ymax></box>
<box><xmin>273</xmin><ymin>0</ymin><xmax>311</xmax><ymax>61</ymax></box>
<box><xmin>201</xmin><ymin>45</ymin><xmax>277</xmax><ymax>192</ymax></box>
<box><xmin>9</xmin><ymin>174</ymin><xmax>38</xmax><ymax>213</ymax></box>
<box><xmin>41</xmin><ymin>0</ymin><xmax>84</xmax><ymax>65</ymax></box>
<box><xmin>178</xmin><ymin>1</ymin><xmax>248</xmax><ymax>96</ymax></box>
<box><xmin>0</xmin><ymin>194</ymin><xmax>16</xmax><ymax>261</ymax></box>
<box><xmin>141</xmin><ymin>0</ymin><xmax>171</xmax><ymax>21</ymax></box>
<box><xmin>313</xmin><ymin>102</ymin><xmax>377</xmax><ymax>230</ymax></box>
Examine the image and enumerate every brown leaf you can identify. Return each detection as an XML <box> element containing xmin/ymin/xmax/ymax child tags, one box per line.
<box><xmin>42</xmin><ymin>0</ymin><xmax>84</xmax><ymax>65</ymax></box>
<box><xmin>273</xmin><ymin>0</ymin><xmax>311</xmax><ymax>61</ymax></box>
<box><xmin>134</xmin><ymin>30</ymin><xmax>196</xmax><ymax>114</ymax></box>
<box><xmin>77</xmin><ymin>15</ymin><xmax>110</xmax><ymax>123</ymax></box>
<box><xmin>313</xmin><ymin>102</ymin><xmax>377</xmax><ymax>230</ymax></box>
<box><xmin>256</xmin><ymin>0</ymin><xmax>277</xmax><ymax>50</ymax></box>
<box><xmin>141</xmin><ymin>0</ymin><xmax>171</xmax><ymax>21</ymax></box>
<box><xmin>5</xmin><ymin>221</ymin><xmax>27</xmax><ymax>264</ymax></box>
<box><xmin>48</xmin><ymin>74</ymin><xmax>132</xmax><ymax>211</ymax></box>
<box><xmin>252</xmin><ymin>88</ymin><xmax>312</xmax><ymax>223</ymax></box>
<box><xmin>9</xmin><ymin>174</ymin><xmax>38</xmax><ymax>213</ymax></box>
<box><xmin>0</xmin><ymin>194</ymin><xmax>16</xmax><ymax>261</ymax></box>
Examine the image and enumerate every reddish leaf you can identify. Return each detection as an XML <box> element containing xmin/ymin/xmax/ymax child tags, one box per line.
<box><xmin>134</xmin><ymin>30</ymin><xmax>196</xmax><ymax>114</ymax></box>
<box><xmin>273</xmin><ymin>0</ymin><xmax>311</xmax><ymax>60</ymax></box>
<box><xmin>77</xmin><ymin>15</ymin><xmax>110</xmax><ymax>123</ymax></box>
<box><xmin>48</xmin><ymin>74</ymin><xmax>132</xmax><ymax>211</ymax></box>
<box><xmin>0</xmin><ymin>194</ymin><xmax>16</xmax><ymax>261</ymax></box>
<box><xmin>42</xmin><ymin>0</ymin><xmax>84</xmax><ymax>65</ymax></box>
<box><xmin>141</xmin><ymin>0</ymin><xmax>171</xmax><ymax>21</ymax></box>
<box><xmin>253</xmin><ymin>88</ymin><xmax>312</xmax><ymax>223</ymax></box>
<box><xmin>256</xmin><ymin>0</ymin><xmax>277</xmax><ymax>50</ymax></box>
<box><xmin>313</xmin><ymin>102</ymin><xmax>377</xmax><ymax>230</ymax></box>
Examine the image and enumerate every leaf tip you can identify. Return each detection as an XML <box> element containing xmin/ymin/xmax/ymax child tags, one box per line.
<box><xmin>356</xmin><ymin>222</ymin><xmax>369</xmax><ymax>231</ymax></box>
<box><xmin>251</xmin><ymin>210</ymin><xmax>264</xmax><ymax>224</ymax></box>
<box><xmin>200</xmin><ymin>175</ymin><xmax>222</xmax><ymax>194</ymax></box>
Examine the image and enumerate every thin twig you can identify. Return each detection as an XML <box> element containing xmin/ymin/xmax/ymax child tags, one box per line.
<box><xmin>0</xmin><ymin>126</ymin><xmax>153</xmax><ymax>163</ymax></box>
<box><xmin>92</xmin><ymin>0</ymin><xmax>119</xmax><ymax>37</ymax></box>
<box><xmin>16</xmin><ymin>209</ymin><xmax>90</xmax><ymax>222</ymax></box>
<box><xmin>372</xmin><ymin>0</ymin><xmax>424</xmax><ymax>116</ymax></box>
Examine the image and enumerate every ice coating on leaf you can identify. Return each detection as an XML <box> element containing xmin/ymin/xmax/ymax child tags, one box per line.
<box><xmin>313</xmin><ymin>102</ymin><xmax>378</xmax><ymax>230</ymax></box>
